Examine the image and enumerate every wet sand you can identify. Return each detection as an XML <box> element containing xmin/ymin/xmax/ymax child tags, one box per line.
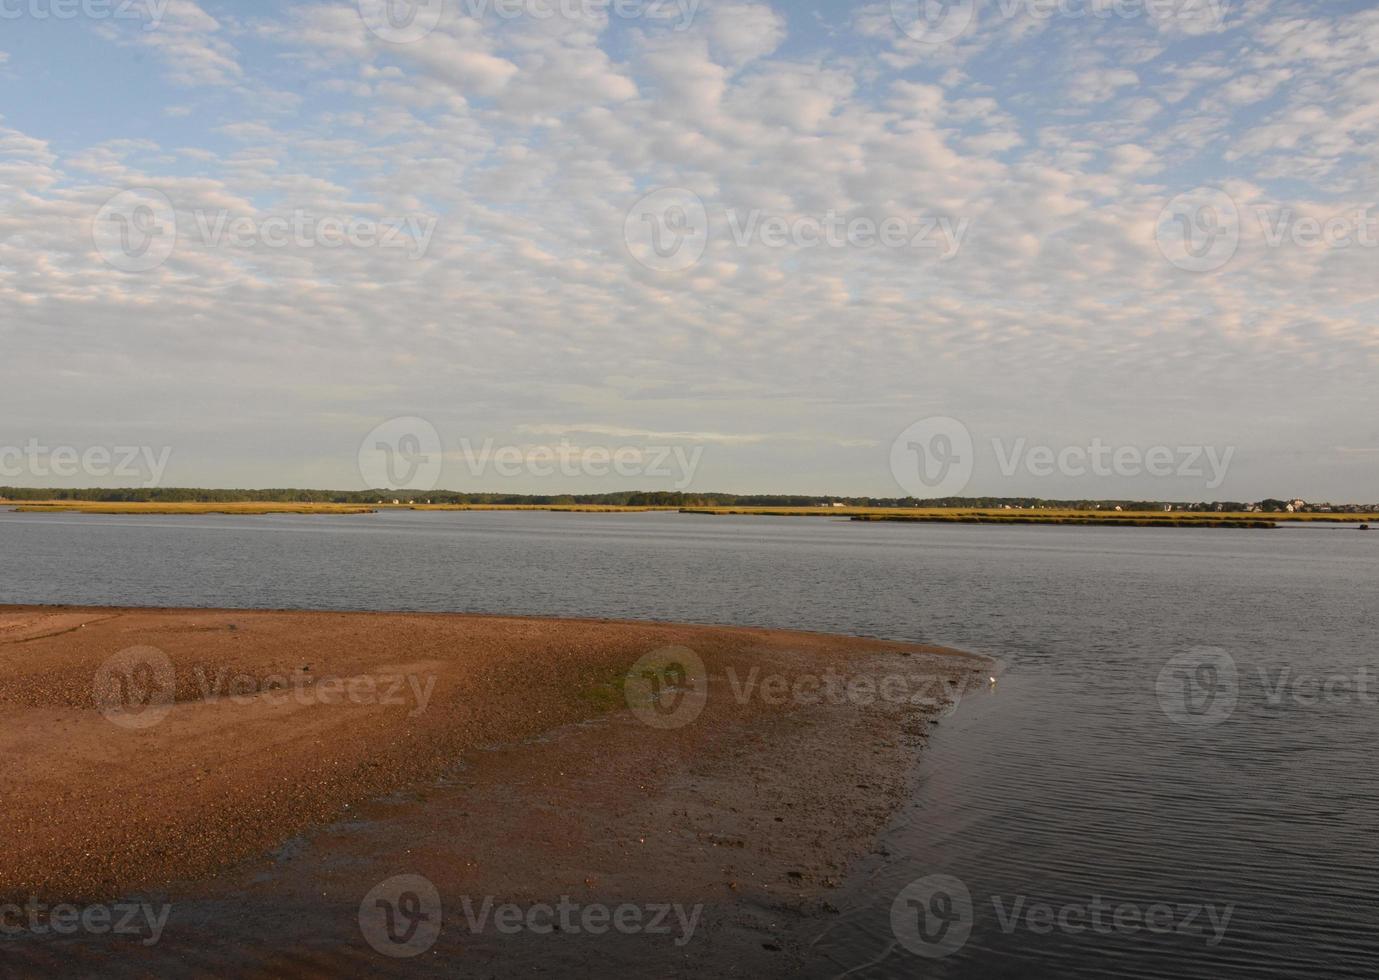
<box><xmin>0</xmin><ymin>605</ymin><xmax>985</xmax><ymax>976</ymax></box>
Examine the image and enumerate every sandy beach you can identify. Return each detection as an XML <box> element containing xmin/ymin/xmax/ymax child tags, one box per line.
<box><xmin>0</xmin><ymin>605</ymin><xmax>984</xmax><ymax>975</ymax></box>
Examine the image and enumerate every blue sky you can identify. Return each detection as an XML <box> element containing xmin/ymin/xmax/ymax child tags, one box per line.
<box><xmin>1</xmin><ymin>0</ymin><xmax>1377</xmax><ymax>500</ymax></box>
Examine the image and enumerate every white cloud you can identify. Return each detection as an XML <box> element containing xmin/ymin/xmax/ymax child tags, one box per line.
<box><xmin>0</xmin><ymin>0</ymin><xmax>1375</xmax><ymax>497</ymax></box>
<box><xmin>1069</xmin><ymin>68</ymin><xmax>1140</xmax><ymax>104</ymax></box>
<box><xmin>115</xmin><ymin>0</ymin><xmax>243</xmax><ymax>87</ymax></box>
<box><xmin>396</xmin><ymin>30</ymin><xmax>520</xmax><ymax>97</ymax></box>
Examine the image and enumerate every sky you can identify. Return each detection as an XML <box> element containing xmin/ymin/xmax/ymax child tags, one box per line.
<box><xmin>0</xmin><ymin>0</ymin><xmax>1376</xmax><ymax>500</ymax></box>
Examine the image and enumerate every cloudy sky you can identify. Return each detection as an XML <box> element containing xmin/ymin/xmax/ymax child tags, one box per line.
<box><xmin>1</xmin><ymin>0</ymin><xmax>1376</xmax><ymax>500</ymax></box>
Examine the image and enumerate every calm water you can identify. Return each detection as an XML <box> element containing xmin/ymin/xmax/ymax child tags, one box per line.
<box><xmin>2</xmin><ymin>510</ymin><xmax>1376</xmax><ymax>977</ymax></box>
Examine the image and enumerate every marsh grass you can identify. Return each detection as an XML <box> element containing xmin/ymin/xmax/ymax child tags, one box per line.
<box><xmin>7</xmin><ymin>500</ymin><xmax>1373</xmax><ymax>527</ymax></box>
<box><xmin>578</xmin><ymin>670</ymin><xmax>630</xmax><ymax>714</ymax></box>
<box><xmin>680</xmin><ymin>506</ymin><xmax>1379</xmax><ymax>528</ymax></box>
<box><xmin>849</xmin><ymin>513</ymin><xmax>1277</xmax><ymax>529</ymax></box>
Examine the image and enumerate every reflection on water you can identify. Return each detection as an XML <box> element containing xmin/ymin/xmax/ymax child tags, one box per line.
<box><xmin>2</xmin><ymin>510</ymin><xmax>1376</xmax><ymax>977</ymax></box>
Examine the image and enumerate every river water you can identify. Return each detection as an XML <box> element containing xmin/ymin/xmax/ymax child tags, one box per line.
<box><xmin>1</xmin><ymin>509</ymin><xmax>1374</xmax><ymax>977</ymax></box>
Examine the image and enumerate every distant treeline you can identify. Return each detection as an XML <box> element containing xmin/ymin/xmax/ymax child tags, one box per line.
<box><xmin>3</xmin><ymin>488</ymin><xmax>1370</xmax><ymax>511</ymax></box>
<box><xmin>0</xmin><ymin>487</ymin><xmax>877</xmax><ymax>506</ymax></box>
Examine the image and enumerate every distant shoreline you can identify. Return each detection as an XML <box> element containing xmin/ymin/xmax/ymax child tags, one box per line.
<box><xmin>848</xmin><ymin>512</ymin><xmax>1277</xmax><ymax>529</ymax></box>
<box><xmin>5</xmin><ymin>499</ymin><xmax>1377</xmax><ymax>527</ymax></box>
